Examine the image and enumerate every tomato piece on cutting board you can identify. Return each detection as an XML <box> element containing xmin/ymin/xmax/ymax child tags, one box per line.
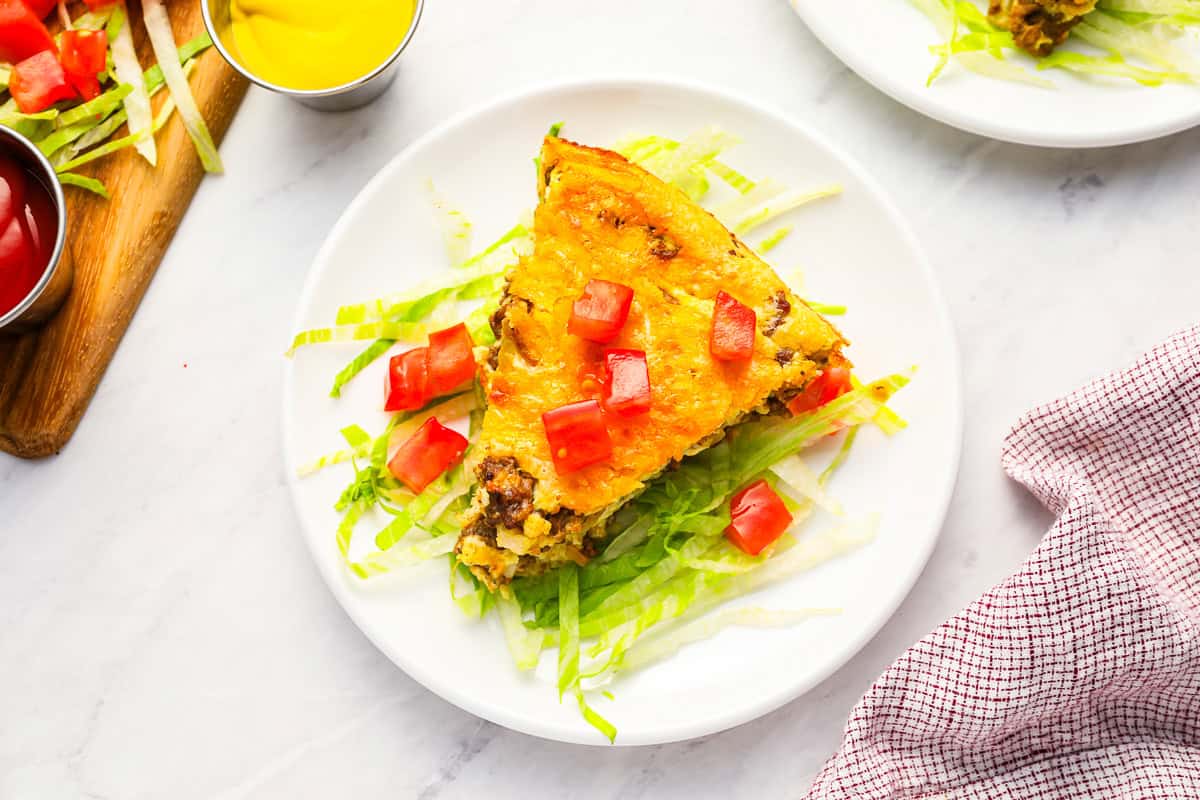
<box><xmin>60</xmin><ymin>29</ymin><xmax>107</xmax><ymax>100</ymax></box>
<box><xmin>22</xmin><ymin>0</ymin><xmax>57</xmax><ymax>19</ymax></box>
<box><xmin>9</xmin><ymin>50</ymin><xmax>76</xmax><ymax>112</ymax></box>
<box><xmin>725</xmin><ymin>480</ymin><xmax>793</xmax><ymax>556</ymax></box>
<box><xmin>0</xmin><ymin>0</ymin><xmax>55</xmax><ymax>65</ymax></box>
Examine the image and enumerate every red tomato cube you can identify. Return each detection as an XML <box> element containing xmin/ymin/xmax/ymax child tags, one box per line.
<box><xmin>725</xmin><ymin>480</ymin><xmax>793</xmax><ymax>556</ymax></box>
<box><xmin>542</xmin><ymin>399</ymin><xmax>612</xmax><ymax>474</ymax></box>
<box><xmin>568</xmin><ymin>279</ymin><xmax>634</xmax><ymax>343</ymax></box>
<box><xmin>387</xmin><ymin>418</ymin><xmax>469</xmax><ymax>494</ymax></box>
<box><xmin>0</xmin><ymin>0</ymin><xmax>55</xmax><ymax>65</ymax></box>
<box><xmin>787</xmin><ymin>367</ymin><xmax>853</xmax><ymax>416</ymax></box>
<box><xmin>710</xmin><ymin>291</ymin><xmax>756</xmax><ymax>362</ymax></box>
<box><xmin>602</xmin><ymin>348</ymin><xmax>651</xmax><ymax>417</ymax></box>
<box><xmin>384</xmin><ymin>347</ymin><xmax>429</xmax><ymax>412</ymax></box>
<box><xmin>8</xmin><ymin>50</ymin><xmax>75</xmax><ymax>113</ymax></box>
<box><xmin>426</xmin><ymin>323</ymin><xmax>476</xmax><ymax>397</ymax></box>
<box><xmin>22</xmin><ymin>0</ymin><xmax>56</xmax><ymax>18</ymax></box>
<box><xmin>60</xmin><ymin>29</ymin><xmax>107</xmax><ymax>79</ymax></box>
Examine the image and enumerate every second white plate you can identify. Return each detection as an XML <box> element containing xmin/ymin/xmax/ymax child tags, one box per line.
<box><xmin>792</xmin><ymin>0</ymin><xmax>1200</xmax><ymax>147</ymax></box>
<box><xmin>283</xmin><ymin>78</ymin><xmax>962</xmax><ymax>745</ymax></box>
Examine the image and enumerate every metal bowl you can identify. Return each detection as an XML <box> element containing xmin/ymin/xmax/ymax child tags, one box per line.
<box><xmin>201</xmin><ymin>0</ymin><xmax>424</xmax><ymax>112</ymax></box>
<box><xmin>0</xmin><ymin>126</ymin><xmax>72</xmax><ymax>333</ymax></box>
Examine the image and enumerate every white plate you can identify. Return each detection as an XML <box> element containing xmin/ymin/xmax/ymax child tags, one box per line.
<box><xmin>283</xmin><ymin>78</ymin><xmax>962</xmax><ymax>745</ymax></box>
<box><xmin>792</xmin><ymin>0</ymin><xmax>1200</xmax><ymax>147</ymax></box>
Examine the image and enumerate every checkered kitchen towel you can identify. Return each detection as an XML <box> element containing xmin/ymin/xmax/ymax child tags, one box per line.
<box><xmin>807</xmin><ymin>326</ymin><xmax>1200</xmax><ymax>799</ymax></box>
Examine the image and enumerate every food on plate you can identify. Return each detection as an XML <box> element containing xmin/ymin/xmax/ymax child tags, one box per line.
<box><xmin>912</xmin><ymin>0</ymin><xmax>1200</xmax><ymax>87</ymax></box>
<box><xmin>290</xmin><ymin>125</ymin><xmax>911</xmax><ymax>741</ymax></box>
<box><xmin>228</xmin><ymin>0</ymin><xmax>418</xmax><ymax>90</ymax></box>
<box><xmin>987</xmin><ymin>0</ymin><xmax>1097</xmax><ymax>55</ymax></box>
<box><xmin>0</xmin><ymin>146</ymin><xmax>56</xmax><ymax>315</ymax></box>
<box><xmin>455</xmin><ymin>136</ymin><xmax>848</xmax><ymax>590</ymax></box>
<box><xmin>0</xmin><ymin>0</ymin><xmax>222</xmax><ymax>200</ymax></box>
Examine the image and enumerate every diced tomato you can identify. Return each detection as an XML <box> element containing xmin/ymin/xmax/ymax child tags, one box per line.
<box><xmin>0</xmin><ymin>0</ymin><xmax>55</xmax><ymax>65</ymax></box>
<box><xmin>426</xmin><ymin>323</ymin><xmax>476</xmax><ymax>397</ymax></box>
<box><xmin>602</xmin><ymin>348</ymin><xmax>651</xmax><ymax>417</ymax></box>
<box><xmin>8</xmin><ymin>50</ymin><xmax>75</xmax><ymax>113</ymax></box>
<box><xmin>542</xmin><ymin>399</ymin><xmax>612</xmax><ymax>474</ymax></box>
<box><xmin>59</xmin><ymin>29</ymin><xmax>106</xmax><ymax>99</ymax></box>
<box><xmin>710</xmin><ymin>291</ymin><xmax>756</xmax><ymax>362</ymax></box>
<box><xmin>384</xmin><ymin>347</ymin><xmax>428</xmax><ymax>412</ymax></box>
<box><xmin>386</xmin><ymin>417</ymin><xmax>469</xmax><ymax>494</ymax></box>
<box><xmin>22</xmin><ymin>0</ymin><xmax>56</xmax><ymax>19</ymax></box>
<box><xmin>786</xmin><ymin>367</ymin><xmax>853</xmax><ymax>416</ymax></box>
<box><xmin>60</xmin><ymin>30</ymin><xmax>107</xmax><ymax>75</ymax></box>
<box><xmin>82</xmin><ymin>0</ymin><xmax>120</xmax><ymax>9</ymax></box>
<box><xmin>725</xmin><ymin>480</ymin><xmax>793</xmax><ymax>556</ymax></box>
<box><xmin>66</xmin><ymin>72</ymin><xmax>99</xmax><ymax>100</ymax></box>
<box><xmin>568</xmin><ymin>279</ymin><xmax>634</xmax><ymax>343</ymax></box>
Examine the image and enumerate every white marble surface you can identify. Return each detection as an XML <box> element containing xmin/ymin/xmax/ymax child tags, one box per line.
<box><xmin>2</xmin><ymin>1</ymin><xmax>1199</xmax><ymax>797</ymax></box>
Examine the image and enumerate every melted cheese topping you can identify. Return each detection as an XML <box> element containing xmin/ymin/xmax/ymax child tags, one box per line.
<box><xmin>472</xmin><ymin>137</ymin><xmax>847</xmax><ymax>517</ymax></box>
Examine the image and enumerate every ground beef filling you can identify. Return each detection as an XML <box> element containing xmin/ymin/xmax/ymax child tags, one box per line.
<box><xmin>467</xmin><ymin>456</ymin><xmax>592</xmax><ymax>558</ymax></box>
<box><xmin>763</xmin><ymin>290</ymin><xmax>791</xmax><ymax>337</ymax></box>
<box><xmin>989</xmin><ymin>0</ymin><xmax>1095</xmax><ymax>56</ymax></box>
<box><xmin>477</xmin><ymin>456</ymin><xmax>536</xmax><ymax>529</ymax></box>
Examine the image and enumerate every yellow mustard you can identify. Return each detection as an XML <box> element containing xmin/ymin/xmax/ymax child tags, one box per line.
<box><xmin>229</xmin><ymin>0</ymin><xmax>417</xmax><ymax>91</ymax></box>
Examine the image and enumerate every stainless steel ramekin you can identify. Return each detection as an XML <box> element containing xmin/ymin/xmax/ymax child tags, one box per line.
<box><xmin>201</xmin><ymin>0</ymin><xmax>425</xmax><ymax>112</ymax></box>
<box><xmin>0</xmin><ymin>126</ymin><xmax>72</xmax><ymax>333</ymax></box>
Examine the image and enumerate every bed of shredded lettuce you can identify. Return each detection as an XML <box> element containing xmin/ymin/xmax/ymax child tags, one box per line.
<box><xmin>290</xmin><ymin>125</ymin><xmax>911</xmax><ymax>742</ymax></box>
<box><xmin>0</xmin><ymin>4</ymin><xmax>220</xmax><ymax>199</ymax></box>
<box><xmin>912</xmin><ymin>0</ymin><xmax>1200</xmax><ymax>87</ymax></box>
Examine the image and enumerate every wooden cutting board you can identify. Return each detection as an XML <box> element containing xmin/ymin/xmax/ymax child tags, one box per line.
<box><xmin>0</xmin><ymin>1</ymin><xmax>248</xmax><ymax>458</ymax></box>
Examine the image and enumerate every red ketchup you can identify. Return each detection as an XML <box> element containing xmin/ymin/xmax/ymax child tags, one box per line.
<box><xmin>0</xmin><ymin>151</ymin><xmax>58</xmax><ymax>317</ymax></box>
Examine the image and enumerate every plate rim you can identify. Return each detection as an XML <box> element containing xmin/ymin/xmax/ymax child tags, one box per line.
<box><xmin>282</xmin><ymin>75</ymin><xmax>965</xmax><ymax>746</ymax></box>
<box><xmin>791</xmin><ymin>0</ymin><xmax>1200</xmax><ymax>148</ymax></box>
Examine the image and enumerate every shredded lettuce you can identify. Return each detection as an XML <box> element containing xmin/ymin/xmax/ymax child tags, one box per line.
<box><xmin>142</xmin><ymin>0</ymin><xmax>223</xmax><ymax>172</ymax></box>
<box><xmin>807</xmin><ymin>301</ymin><xmax>847</xmax><ymax>316</ymax></box>
<box><xmin>296</xmin><ymin>424</ymin><xmax>372</xmax><ymax>478</ymax></box>
<box><xmin>429</xmin><ymin>182</ymin><xmax>472</xmax><ymax>267</ymax></box>
<box><xmin>497</xmin><ymin>595</ymin><xmax>545</xmax><ymax>670</ymax></box>
<box><xmin>555</xmin><ymin>564</ymin><xmax>616</xmax><ymax>741</ymax></box>
<box><xmin>617</xmin><ymin>607</ymin><xmax>840</xmax><ymax>675</ymax></box>
<box><xmin>37</xmin><ymin>86</ymin><xmax>132</xmax><ymax>157</ymax></box>
<box><xmin>911</xmin><ymin>0</ymin><xmax>1200</xmax><ymax>86</ymax></box>
<box><xmin>329</xmin><ymin>339</ymin><xmax>393</xmax><ymax>399</ymax></box>
<box><xmin>57</xmin><ymin>172</ymin><xmax>110</xmax><ymax>198</ymax></box>
<box><xmin>1076</xmin><ymin>10</ymin><xmax>1200</xmax><ymax>71</ymax></box>
<box><xmin>107</xmin><ymin>5</ymin><xmax>155</xmax><ymax>166</ymax></box>
<box><xmin>291</xmin><ymin>222</ymin><xmax>527</xmax><ymax>395</ymax></box>
<box><xmin>557</xmin><ymin>564</ymin><xmax>582</xmax><ymax>700</ymax></box>
<box><xmin>732</xmin><ymin>185</ymin><xmax>843</xmax><ymax>234</ymax></box>
<box><xmin>1038</xmin><ymin>48</ymin><xmax>1192</xmax><ymax>84</ymax></box>
<box><xmin>757</xmin><ymin>226</ymin><xmax>793</xmax><ymax>253</ymax></box>
<box><xmin>43</xmin><ymin>37</ymin><xmax>210</xmax><ymax>175</ymax></box>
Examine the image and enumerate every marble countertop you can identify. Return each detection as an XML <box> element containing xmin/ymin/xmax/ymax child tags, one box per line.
<box><xmin>3</xmin><ymin>0</ymin><xmax>1199</xmax><ymax>797</ymax></box>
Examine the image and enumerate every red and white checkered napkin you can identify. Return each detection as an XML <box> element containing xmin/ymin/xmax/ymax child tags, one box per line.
<box><xmin>806</xmin><ymin>326</ymin><xmax>1200</xmax><ymax>799</ymax></box>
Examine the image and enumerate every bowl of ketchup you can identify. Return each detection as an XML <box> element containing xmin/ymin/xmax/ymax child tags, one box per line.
<box><xmin>0</xmin><ymin>125</ymin><xmax>70</xmax><ymax>333</ymax></box>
